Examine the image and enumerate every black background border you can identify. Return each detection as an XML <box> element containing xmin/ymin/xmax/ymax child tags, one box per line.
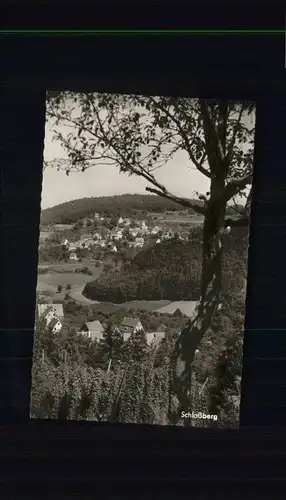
<box><xmin>1</xmin><ymin>4</ymin><xmax>286</xmax><ymax>495</ymax></box>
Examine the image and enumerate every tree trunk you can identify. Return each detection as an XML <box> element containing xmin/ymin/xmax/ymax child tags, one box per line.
<box><xmin>107</xmin><ymin>357</ymin><xmax>112</xmax><ymax>374</ymax></box>
<box><xmin>169</xmin><ymin>180</ymin><xmax>226</xmax><ymax>426</ymax></box>
<box><xmin>109</xmin><ymin>357</ymin><xmax>131</xmax><ymax>422</ymax></box>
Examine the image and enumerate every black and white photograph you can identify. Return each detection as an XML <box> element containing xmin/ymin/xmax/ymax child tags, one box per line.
<box><xmin>30</xmin><ymin>92</ymin><xmax>255</xmax><ymax>429</ymax></box>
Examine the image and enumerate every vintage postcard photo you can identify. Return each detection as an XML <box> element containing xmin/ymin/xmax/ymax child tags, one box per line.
<box><xmin>30</xmin><ymin>92</ymin><xmax>255</xmax><ymax>428</ymax></box>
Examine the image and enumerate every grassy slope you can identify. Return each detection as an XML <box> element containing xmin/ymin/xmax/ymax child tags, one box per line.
<box><xmin>41</xmin><ymin>194</ymin><xmax>202</xmax><ymax>225</ymax></box>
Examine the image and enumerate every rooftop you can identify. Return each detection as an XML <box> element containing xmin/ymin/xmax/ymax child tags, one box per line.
<box><xmin>121</xmin><ymin>317</ymin><xmax>141</xmax><ymax>328</ymax></box>
<box><xmin>38</xmin><ymin>303</ymin><xmax>64</xmax><ymax>319</ymax></box>
<box><xmin>85</xmin><ymin>320</ymin><xmax>104</xmax><ymax>332</ymax></box>
<box><xmin>49</xmin><ymin>316</ymin><xmax>62</xmax><ymax>330</ymax></box>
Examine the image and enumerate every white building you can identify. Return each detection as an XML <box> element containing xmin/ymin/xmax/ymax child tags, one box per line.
<box><xmin>107</xmin><ymin>242</ymin><xmax>117</xmax><ymax>252</ymax></box>
<box><xmin>49</xmin><ymin>317</ymin><xmax>63</xmax><ymax>334</ymax></box>
<box><xmin>146</xmin><ymin>331</ymin><xmax>166</xmax><ymax>347</ymax></box>
<box><xmin>114</xmin><ymin>230</ymin><xmax>123</xmax><ymax>240</ymax></box>
<box><xmin>69</xmin><ymin>248</ymin><xmax>78</xmax><ymax>260</ymax></box>
<box><xmin>37</xmin><ymin>303</ymin><xmax>64</xmax><ymax>334</ymax></box>
<box><xmin>93</xmin><ymin>232</ymin><xmax>102</xmax><ymax>241</ymax></box>
<box><xmin>80</xmin><ymin>320</ymin><xmax>104</xmax><ymax>341</ymax></box>
<box><xmin>120</xmin><ymin>317</ymin><xmax>144</xmax><ymax>342</ymax></box>
<box><xmin>134</xmin><ymin>237</ymin><xmax>144</xmax><ymax>248</ymax></box>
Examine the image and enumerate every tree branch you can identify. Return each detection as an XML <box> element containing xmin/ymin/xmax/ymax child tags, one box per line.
<box><xmin>145</xmin><ymin>186</ymin><xmax>206</xmax><ymax>214</ymax></box>
<box><xmin>224</xmin><ymin>183</ymin><xmax>252</xmax><ymax>228</ymax></box>
<box><xmin>244</xmin><ymin>188</ymin><xmax>252</xmax><ymax>217</ymax></box>
<box><xmin>199</xmin><ymin>99</ymin><xmax>225</xmax><ymax>171</ymax></box>
<box><xmin>226</xmin><ymin>104</ymin><xmax>245</xmax><ymax>164</ymax></box>
<box><xmin>224</xmin><ymin>216</ymin><xmax>249</xmax><ymax>228</ymax></box>
<box><xmin>149</xmin><ymin>97</ymin><xmax>211</xmax><ymax>179</ymax></box>
<box><xmin>223</xmin><ymin>174</ymin><xmax>253</xmax><ymax>202</ymax></box>
<box><xmin>217</xmin><ymin>101</ymin><xmax>228</xmax><ymax>157</ymax></box>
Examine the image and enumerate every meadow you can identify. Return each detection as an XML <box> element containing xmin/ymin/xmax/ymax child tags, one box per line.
<box><xmin>116</xmin><ymin>299</ymin><xmax>171</xmax><ymax>312</ymax></box>
<box><xmin>37</xmin><ymin>260</ymin><xmax>102</xmax><ymax>301</ymax></box>
<box><xmin>148</xmin><ymin>213</ymin><xmax>204</xmax><ymax>225</ymax></box>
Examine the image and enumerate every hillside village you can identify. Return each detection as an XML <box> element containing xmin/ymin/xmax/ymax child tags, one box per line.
<box><xmin>36</xmin><ymin>198</ymin><xmax>245</xmax><ymax>357</ymax></box>
<box><xmin>31</xmin><ymin>95</ymin><xmax>252</xmax><ymax>428</ymax></box>
<box><xmin>33</xmin><ymin>193</ymin><xmax>246</xmax><ymax>429</ymax></box>
<box><xmin>37</xmin><ymin>302</ymin><xmax>168</xmax><ymax>351</ymax></box>
<box><xmin>40</xmin><ymin>211</ymin><xmax>192</xmax><ymax>261</ymax></box>
<box><xmin>36</xmin><ymin>202</ymin><xmax>205</xmax><ymax>359</ymax></box>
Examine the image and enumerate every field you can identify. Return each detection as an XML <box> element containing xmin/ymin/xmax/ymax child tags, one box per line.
<box><xmin>148</xmin><ymin>213</ymin><xmax>204</xmax><ymax>225</ymax></box>
<box><xmin>39</xmin><ymin>261</ymin><xmax>102</xmax><ymax>273</ymax></box>
<box><xmin>37</xmin><ymin>260</ymin><xmax>102</xmax><ymax>302</ymax></box>
<box><xmin>38</xmin><ymin>273</ymin><xmax>96</xmax><ymax>286</ymax></box>
<box><xmin>39</xmin><ymin>231</ymin><xmax>53</xmax><ymax>243</ymax></box>
<box><xmin>156</xmin><ymin>300</ymin><xmax>198</xmax><ymax>317</ymax></box>
<box><xmin>116</xmin><ymin>300</ymin><xmax>172</xmax><ymax>312</ymax></box>
<box><xmin>52</xmin><ymin>224</ymin><xmax>74</xmax><ymax>231</ymax></box>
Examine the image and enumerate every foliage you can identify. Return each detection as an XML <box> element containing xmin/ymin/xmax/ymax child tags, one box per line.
<box><xmin>39</xmin><ymin>242</ymin><xmax>70</xmax><ymax>263</ymax></box>
<box><xmin>30</xmin><ymin>286</ymin><xmax>242</xmax><ymax>428</ymax></box>
<box><xmin>96</xmin><ymin>323</ymin><xmax>124</xmax><ymax>369</ymax></box>
<box><xmin>83</xmin><ymin>230</ymin><xmax>248</xmax><ymax>303</ymax></box>
<box><xmin>41</xmin><ymin>194</ymin><xmax>190</xmax><ymax>225</ymax></box>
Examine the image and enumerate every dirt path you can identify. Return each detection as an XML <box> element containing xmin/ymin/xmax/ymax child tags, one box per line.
<box><xmin>69</xmin><ymin>283</ymin><xmax>101</xmax><ymax>305</ymax></box>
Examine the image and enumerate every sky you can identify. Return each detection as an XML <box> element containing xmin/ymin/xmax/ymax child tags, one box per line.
<box><xmin>41</xmin><ymin>97</ymin><xmax>255</xmax><ymax>210</ymax></box>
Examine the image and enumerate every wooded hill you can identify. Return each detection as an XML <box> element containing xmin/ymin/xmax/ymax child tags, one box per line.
<box><xmin>83</xmin><ymin>227</ymin><xmax>249</xmax><ymax>303</ymax></box>
<box><xmin>41</xmin><ymin>194</ymin><xmax>201</xmax><ymax>225</ymax></box>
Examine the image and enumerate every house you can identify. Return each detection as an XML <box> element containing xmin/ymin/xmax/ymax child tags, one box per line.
<box><xmin>146</xmin><ymin>331</ymin><xmax>166</xmax><ymax>347</ymax></box>
<box><xmin>134</xmin><ymin>237</ymin><xmax>144</xmax><ymax>248</ymax></box>
<box><xmin>69</xmin><ymin>250</ymin><xmax>78</xmax><ymax>260</ymax></box>
<box><xmin>141</xmin><ymin>226</ymin><xmax>149</xmax><ymax>235</ymax></box>
<box><xmin>114</xmin><ymin>230</ymin><xmax>123</xmax><ymax>240</ymax></box>
<box><xmin>120</xmin><ymin>317</ymin><xmax>144</xmax><ymax>342</ymax></box>
<box><xmin>79</xmin><ymin>239</ymin><xmax>86</xmax><ymax>248</ymax></box>
<box><xmin>118</xmin><ymin>217</ymin><xmax>124</xmax><ymax>225</ymax></box>
<box><xmin>151</xmin><ymin>226</ymin><xmax>160</xmax><ymax>235</ymax></box>
<box><xmin>161</xmin><ymin>231</ymin><xmax>174</xmax><ymax>240</ymax></box>
<box><xmin>37</xmin><ymin>303</ymin><xmax>64</xmax><ymax>334</ymax></box>
<box><xmin>38</xmin><ymin>303</ymin><xmax>64</xmax><ymax>322</ymax></box>
<box><xmin>80</xmin><ymin>320</ymin><xmax>104</xmax><ymax>341</ymax></box>
<box><xmin>93</xmin><ymin>232</ymin><xmax>102</xmax><ymax>241</ymax></box>
<box><xmin>130</xmin><ymin>229</ymin><xmax>139</xmax><ymax>238</ymax></box>
<box><xmin>94</xmin><ymin>212</ymin><xmax>100</xmax><ymax>220</ymax></box>
<box><xmin>107</xmin><ymin>242</ymin><xmax>117</xmax><ymax>252</ymax></box>
<box><xmin>49</xmin><ymin>316</ymin><xmax>63</xmax><ymax>334</ymax></box>
<box><xmin>68</xmin><ymin>245</ymin><xmax>78</xmax><ymax>260</ymax></box>
<box><xmin>85</xmin><ymin>238</ymin><xmax>95</xmax><ymax>248</ymax></box>
<box><xmin>124</xmin><ymin>218</ymin><xmax>131</xmax><ymax>226</ymax></box>
<box><xmin>156</xmin><ymin>238</ymin><xmax>161</xmax><ymax>244</ymax></box>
